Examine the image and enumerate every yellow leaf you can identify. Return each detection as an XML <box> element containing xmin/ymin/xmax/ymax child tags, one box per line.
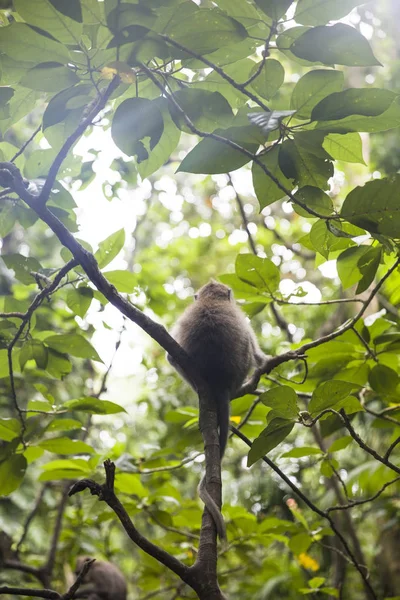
<box><xmin>101</xmin><ymin>61</ymin><xmax>136</xmax><ymax>84</ymax></box>
<box><xmin>298</xmin><ymin>553</ymin><xmax>319</xmax><ymax>572</ymax></box>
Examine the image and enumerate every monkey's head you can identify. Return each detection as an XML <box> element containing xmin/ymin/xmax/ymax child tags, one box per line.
<box><xmin>195</xmin><ymin>280</ymin><xmax>232</xmax><ymax>302</ymax></box>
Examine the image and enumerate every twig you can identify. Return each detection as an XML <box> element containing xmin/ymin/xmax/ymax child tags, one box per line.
<box><xmin>0</xmin><ymin>587</ymin><xmax>59</xmax><ymax>599</ymax></box>
<box><xmin>38</xmin><ymin>76</ymin><xmax>120</xmax><ymax>204</ymax></box>
<box><xmin>16</xmin><ymin>484</ymin><xmax>48</xmax><ymax>552</ymax></box>
<box><xmin>327</xmin><ymin>476</ymin><xmax>400</xmax><ymax>513</ymax></box>
<box><xmin>384</xmin><ymin>435</ymin><xmax>400</xmax><ymax>461</ymax></box>
<box><xmin>11</xmin><ymin>125</ymin><xmax>42</xmax><ymax>162</ymax></box>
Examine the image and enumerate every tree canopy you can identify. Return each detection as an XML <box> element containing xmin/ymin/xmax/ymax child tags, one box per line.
<box><xmin>0</xmin><ymin>0</ymin><xmax>399</xmax><ymax>599</ymax></box>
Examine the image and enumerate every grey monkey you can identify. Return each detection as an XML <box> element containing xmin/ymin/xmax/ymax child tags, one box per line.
<box><xmin>168</xmin><ymin>280</ymin><xmax>266</xmax><ymax>539</ymax></box>
<box><xmin>74</xmin><ymin>557</ymin><xmax>127</xmax><ymax>600</ymax></box>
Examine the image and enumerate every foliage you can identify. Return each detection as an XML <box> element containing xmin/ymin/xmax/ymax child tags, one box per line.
<box><xmin>0</xmin><ymin>0</ymin><xmax>399</xmax><ymax>599</ymax></box>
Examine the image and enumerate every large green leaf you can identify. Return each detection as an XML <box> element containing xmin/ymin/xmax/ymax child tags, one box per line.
<box><xmin>137</xmin><ymin>101</ymin><xmax>181</xmax><ymax>179</ymax></box>
<box><xmin>279</xmin><ymin>139</ymin><xmax>333</xmax><ymax>189</ymax></box>
<box><xmin>0</xmin><ymin>419</ymin><xmax>21</xmax><ymax>442</ymax></box>
<box><xmin>44</xmin><ymin>334</ymin><xmax>102</xmax><ymax>362</ymax></box>
<box><xmin>15</xmin><ymin>0</ymin><xmax>82</xmax><ymax>44</ymax></box>
<box><xmin>39</xmin><ymin>437</ymin><xmax>95</xmax><ymax>455</ymax></box>
<box><xmin>252</xmin><ymin>145</ymin><xmax>294</xmax><ymax>208</ymax></box>
<box><xmin>94</xmin><ymin>229</ymin><xmax>125</xmax><ymax>269</ymax></box>
<box><xmin>2</xmin><ymin>253</ymin><xmax>43</xmax><ymax>285</ymax></box>
<box><xmin>337</xmin><ymin>246</ymin><xmax>381</xmax><ymax>290</ymax></box>
<box><xmin>314</xmin><ymin>97</ymin><xmax>400</xmax><ymax>133</ymax></box>
<box><xmin>292</xmin><ymin>186</ymin><xmax>333</xmax><ymax>218</ymax></box>
<box><xmin>291</xmin><ymin>69</ymin><xmax>344</xmax><ymax>119</ymax></box>
<box><xmin>64</xmin><ymin>397</ymin><xmax>126</xmax><ymax>414</ymax></box>
<box><xmin>254</xmin><ymin>0</ymin><xmax>293</xmax><ymax>20</ymax></box>
<box><xmin>20</xmin><ymin>63</ymin><xmax>79</xmax><ymax>93</ymax></box>
<box><xmin>312</xmin><ymin>89</ymin><xmax>395</xmax><ymax>121</ymax></box>
<box><xmin>169</xmin><ymin>89</ymin><xmax>234</xmax><ymax>134</ymax></box>
<box><xmin>322</xmin><ymin>132</ymin><xmax>365</xmax><ymax>164</ymax></box>
<box><xmin>112</xmin><ymin>98</ymin><xmax>164</xmax><ymax>162</ymax></box>
<box><xmin>309</xmin><ymin>380</ymin><xmax>355</xmax><ymax>416</ymax></box>
<box><xmin>178</xmin><ymin>127</ymin><xmax>258</xmax><ymax>174</ymax></box>
<box><xmin>0</xmin><ymin>455</ymin><xmax>27</xmax><ymax>495</ymax></box>
<box><xmin>162</xmin><ymin>5</ymin><xmax>247</xmax><ymax>55</ymax></box>
<box><xmin>235</xmin><ymin>254</ymin><xmax>280</xmax><ymax>294</ymax></box>
<box><xmin>249</xmin><ymin>59</ymin><xmax>285</xmax><ymax>100</ymax></box>
<box><xmin>66</xmin><ymin>286</ymin><xmax>93</xmax><ymax>318</ymax></box>
<box><xmin>341</xmin><ymin>175</ymin><xmax>400</xmax><ymax>238</ymax></box>
<box><xmin>260</xmin><ymin>386</ymin><xmax>299</xmax><ymax>421</ymax></box>
<box><xmin>105</xmin><ymin>270</ymin><xmax>137</xmax><ymax>293</ymax></box>
<box><xmin>295</xmin><ymin>0</ymin><xmax>368</xmax><ymax>26</ymax></box>
<box><xmin>248</xmin><ymin>419</ymin><xmax>295</xmax><ymax>466</ymax></box>
<box><xmin>290</xmin><ymin>24</ymin><xmax>381</xmax><ymax>67</ymax></box>
<box><xmin>0</xmin><ymin>22</ymin><xmax>71</xmax><ymax>64</ymax></box>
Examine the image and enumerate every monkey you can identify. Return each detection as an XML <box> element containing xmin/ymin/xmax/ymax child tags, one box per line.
<box><xmin>74</xmin><ymin>557</ymin><xmax>127</xmax><ymax>600</ymax></box>
<box><xmin>168</xmin><ymin>280</ymin><xmax>266</xmax><ymax>540</ymax></box>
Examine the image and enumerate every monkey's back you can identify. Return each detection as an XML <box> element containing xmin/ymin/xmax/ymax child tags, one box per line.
<box><xmin>174</xmin><ymin>299</ymin><xmax>253</xmax><ymax>393</ymax></box>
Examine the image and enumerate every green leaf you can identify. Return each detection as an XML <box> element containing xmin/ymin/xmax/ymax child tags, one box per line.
<box><xmin>254</xmin><ymin>0</ymin><xmax>293</xmax><ymax>20</ymax></box>
<box><xmin>44</xmin><ymin>334</ymin><xmax>101</xmax><ymax>362</ymax></box>
<box><xmin>322</xmin><ymin>132</ymin><xmax>365</xmax><ymax>164</ymax></box>
<box><xmin>0</xmin><ymin>455</ymin><xmax>27</xmax><ymax>495</ymax></box>
<box><xmin>291</xmin><ymin>70</ymin><xmax>344</xmax><ymax>120</ymax></box>
<box><xmin>104</xmin><ymin>270</ymin><xmax>136</xmax><ymax>293</ymax></box>
<box><xmin>309</xmin><ymin>220</ymin><xmax>351</xmax><ymax>259</ymax></box>
<box><xmin>66</xmin><ymin>286</ymin><xmax>93</xmax><ymax>318</ymax></box>
<box><xmin>248</xmin><ymin>418</ymin><xmax>295</xmax><ymax>466</ymax></box>
<box><xmin>39</xmin><ymin>437</ymin><xmax>95</xmax><ymax>455</ymax></box>
<box><xmin>24</xmin><ymin>149</ymin><xmax>58</xmax><ymax>179</ymax></box>
<box><xmin>15</xmin><ymin>0</ymin><xmax>83</xmax><ymax>45</ymax></box>
<box><xmin>295</xmin><ymin>0</ymin><xmax>370</xmax><ymax>26</ymax></box>
<box><xmin>20</xmin><ymin>63</ymin><xmax>79</xmax><ymax>93</ymax></box>
<box><xmin>289</xmin><ymin>532</ymin><xmax>312</xmax><ymax>554</ymax></box>
<box><xmin>2</xmin><ymin>253</ymin><xmax>43</xmax><ymax>285</ymax></box>
<box><xmin>64</xmin><ymin>397</ymin><xmax>126</xmax><ymax>414</ymax></box>
<box><xmin>328</xmin><ymin>436</ymin><xmax>352</xmax><ymax>452</ymax></box>
<box><xmin>137</xmin><ymin>101</ymin><xmax>181</xmax><ymax>179</ymax></box>
<box><xmin>43</xmin><ymin>84</ymin><xmax>94</xmax><ymax>130</ymax></box>
<box><xmin>46</xmin><ymin>349</ymin><xmax>72</xmax><ymax>378</ymax></box>
<box><xmin>50</xmin><ymin>0</ymin><xmax>83</xmax><ymax>22</ymax></box>
<box><xmin>341</xmin><ymin>176</ymin><xmax>400</xmax><ymax>238</ymax></box>
<box><xmin>337</xmin><ymin>246</ymin><xmax>380</xmax><ymax>290</ymax></box>
<box><xmin>260</xmin><ymin>386</ymin><xmax>298</xmax><ymax>421</ymax></box>
<box><xmin>170</xmin><ymin>89</ymin><xmax>234</xmax><ymax>134</ymax></box>
<box><xmin>46</xmin><ymin>418</ymin><xmax>83</xmax><ymax>432</ymax></box>
<box><xmin>320</xmin><ymin>457</ymin><xmax>338</xmax><ymax>477</ymax></box>
<box><xmin>39</xmin><ymin>457</ymin><xmax>91</xmax><ymax>481</ymax></box>
<box><xmin>292</xmin><ymin>186</ymin><xmax>333</xmax><ymax>218</ymax></box>
<box><xmin>112</xmin><ymin>98</ymin><xmax>164</xmax><ymax>162</ymax></box>
<box><xmin>94</xmin><ymin>229</ymin><xmax>125</xmax><ymax>269</ymax></box>
<box><xmin>0</xmin><ymin>22</ymin><xmax>71</xmax><ymax>64</ymax></box>
<box><xmin>249</xmin><ymin>59</ymin><xmax>285</xmax><ymax>100</ymax></box>
<box><xmin>0</xmin><ymin>418</ymin><xmax>21</xmax><ymax>442</ymax></box>
<box><xmin>178</xmin><ymin>126</ymin><xmax>258</xmax><ymax>174</ymax></box>
<box><xmin>290</xmin><ymin>24</ymin><xmax>381</xmax><ymax>67</ymax></box>
<box><xmin>115</xmin><ymin>473</ymin><xmax>148</xmax><ymax>497</ymax></box>
<box><xmin>314</xmin><ymin>97</ymin><xmax>400</xmax><ymax>133</ymax></box>
<box><xmin>282</xmin><ymin>447</ymin><xmax>324</xmax><ymax>458</ymax></box>
<box><xmin>20</xmin><ymin>340</ymin><xmax>48</xmax><ymax>370</ymax></box>
<box><xmin>279</xmin><ymin>139</ymin><xmax>333</xmax><ymax>189</ymax></box>
<box><xmin>312</xmin><ymin>89</ymin><xmax>395</xmax><ymax>121</ymax></box>
<box><xmin>369</xmin><ymin>364</ymin><xmax>399</xmax><ymax>394</ymax></box>
<box><xmin>309</xmin><ymin>380</ymin><xmax>355</xmax><ymax>416</ymax></box>
<box><xmin>252</xmin><ymin>145</ymin><xmax>294</xmax><ymax>208</ymax></box>
<box><xmin>235</xmin><ymin>254</ymin><xmax>280</xmax><ymax>294</ymax></box>
<box><xmin>163</xmin><ymin>5</ymin><xmax>247</xmax><ymax>55</ymax></box>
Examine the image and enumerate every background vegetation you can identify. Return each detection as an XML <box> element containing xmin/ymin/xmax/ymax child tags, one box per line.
<box><xmin>0</xmin><ymin>0</ymin><xmax>399</xmax><ymax>598</ymax></box>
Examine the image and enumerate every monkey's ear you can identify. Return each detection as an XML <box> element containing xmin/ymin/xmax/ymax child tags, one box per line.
<box><xmin>194</xmin><ymin>293</ymin><xmax>199</xmax><ymax>300</ymax></box>
<box><xmin>227</xmin><ymin>288</ymin><xmax>232</xmax><ymax>299</ymax></box>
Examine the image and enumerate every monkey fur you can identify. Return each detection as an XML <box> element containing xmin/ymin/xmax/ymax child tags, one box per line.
<box><xmin>74</xmin><ymin>557</ymin><xmax>127</xmax><ymax>600</ymax></box>
<box><xmin>168</xmin><ymin>280</ymin><xmax>266</xmax><ymax>539</ymax></box>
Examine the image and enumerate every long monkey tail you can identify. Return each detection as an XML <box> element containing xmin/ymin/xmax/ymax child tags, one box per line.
<box><xmin>198</xmin><ymin>389</ymin><xmax>230</xmax><ymax>542</ymax></box>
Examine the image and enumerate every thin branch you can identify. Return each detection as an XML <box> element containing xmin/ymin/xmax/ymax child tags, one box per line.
<box><xmin>384</xmin><ymin>435</ymin><xmax>400</xmax><ymax>461</ymax></box>
<box><xmin>16</xmin><ymin>484</ymin><xmax>48</xmax><ymax>552</ymax></box>
<box><xmin>11</xmin><ymin>126</ymin><xmax>42</xmax><ymax>163</ymax></box>
<box><xmin>45</xmin><ymin>484</ymin><xmax>71</xmax><ymax>580</ymax></box>
<box><xmin>327</xmin><ymin>476</ymin><xmax>400</xmax><ymax>513</ymax></box>
<box><xmin>69</xmin><ymin>460</ymin><xmax>191</xmax><ymax>583</ymax></box>
<box><xmin>160</xmin><ymin>36</ymin><xmax>270</xmax><ymax>112</ymax></box>
<box><xmin>138</xmin><ymin>62</ymin><xmax>332</xmax><ymax>221</ymax></box>
<box><xmin>38</xmin><ymin>76</ymin><xmax>120</xmax><ymax>204</ymax></box>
